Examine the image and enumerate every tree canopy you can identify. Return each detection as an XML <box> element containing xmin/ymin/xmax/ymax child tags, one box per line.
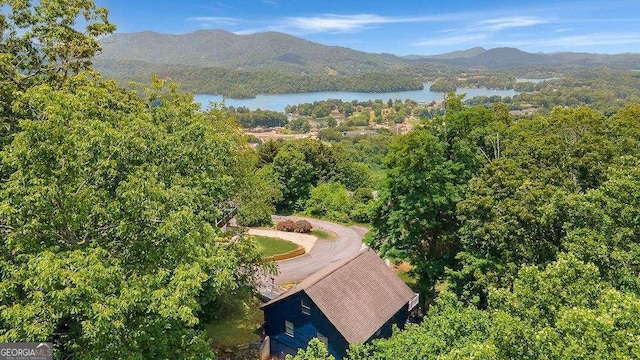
<box><xmin>0</xmin><ymin>2</ymin><xmax>271</xmax><ymax>358</ymax></box>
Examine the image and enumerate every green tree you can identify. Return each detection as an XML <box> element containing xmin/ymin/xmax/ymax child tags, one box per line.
<box><xmin>0</xmin><ymin>76</ymin><xmax>268</xmax><ymax>359</ymax></box>
<box><xmin>288</xmin><ymin>118</ymin><xmax>311</xmax><ymax>133</ymax></box>
<box><xmin>449</xmin><ymin>105</ymin><xmax>640</xmax><ymax>304</ymax></box>
<box><xmin>304</xmin><ymin>182</ymin><xmax>353</xmax><ymax>222</ymax></box>
<box><xmin>286</xmin><ymin>338</ymin><xmax>335</xmax><ymax>360</ymax></box>
<box><xmin>0</xmin><ymin>0</ymin><xmax>115</xmax><ymax>147</ymax></box>
<box><xmin>560</xmin><ymin>156</ymin><xmax>640</xmax><ymax>293</ymax></box>
<box><xmin>369</xmin><ymin>99</ymin><xmax>498</xmax><ymax>296</ymax></box>
<box><xmin>256</xmin><ymin>139</ymin><xmax>284</xmax><ymax>167</ymax></box>
<box><xmin>353</xmin><ymin>255</ymin><xmax>640</xmax><ymax>359</ymax></box>
<box><xmin>271</xmin><ymin>146</ymin><xmax>315</xmax><ymax>211</ymax></box>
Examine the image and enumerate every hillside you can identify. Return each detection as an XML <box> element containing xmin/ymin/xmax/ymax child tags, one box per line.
<box><xmin>405</xmin><ymin>47</ymin><xmax>487</xmax><ymax>60</ymax></box>
<box><xmin>94</xmin><ymin>30</ymin><xmax>640</xmax><ymax>97</ymax></box>
<box><xmin>96</xmin><ymin>30</ymin><xmax>407</xmax><ymax>75</ymax></box>
<box><xmin>425</xmin><ymin>47</ymin><xmax>640</xmax><ymax>68</ymax></box>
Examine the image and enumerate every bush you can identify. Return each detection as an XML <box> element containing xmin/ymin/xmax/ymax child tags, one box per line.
<box><xmin>293</xmin><ymin>220</ymin><xmax>313</xmax><ymax>233</ymax></box>
<box><xmin>349</xmin><ymin>203</ymin><xmax>371</xmax><ymax>223</ymax></box>
<box><xmin>353</xmin><ymin>187</ymin><xmax>374</xmax><ymax>204</ymax></box>
<box><xmin>276</xmin><ymin>219</ymin><xmax>295</xmax><ymax>232</ymax></box>
<box><xmin>304</xmin><ymin>182</ymin><xmax>353</xmax><ymax>220</ymax></box>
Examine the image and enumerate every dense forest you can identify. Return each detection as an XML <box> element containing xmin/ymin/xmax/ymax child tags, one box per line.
<box><xmin>286</xmin><ymin>96</ymin><xmax>640</xmax><ymax>359</ymax></box>
<box><xmin>2</xmin><ymin>1</ymin><xmax>640</xmax><ymax>360</ymax></box>
<box><xmin>0</xmin><ymin>2</ymin><xmax>276</xmax><ymax>359</ymax></box>
<box><xmin>97</xmin><ymin>61</ymin><xmax>425</xmax><ymax>99</ymax></box>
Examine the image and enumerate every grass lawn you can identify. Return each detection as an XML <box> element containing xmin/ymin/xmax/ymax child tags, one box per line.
<box><xmin>254</xmin><ymin>235</ymin><xmax>299</xmax><ymax>257</ymax></box>
<box><xmin>205</xmin><ymin>298</ymin><xmax>263</xmax><ymax>349</ymax></box>
<box><xmin>393</xmin><ymin>262</ymin><xmax>418</xmax><ymax>289</ymax></box>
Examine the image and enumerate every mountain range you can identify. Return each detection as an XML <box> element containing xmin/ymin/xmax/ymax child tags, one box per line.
<box><xmin>96</xmin><ymin>30</ymin><xmax>640</xmax><ymax>75</ymax></box>
<box><xmin>96</xmin><ymin>30</ymin><xmax>405</xmax><ymax>76</ymax></box>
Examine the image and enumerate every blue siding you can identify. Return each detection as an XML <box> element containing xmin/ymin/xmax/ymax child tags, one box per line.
<box><xmin>263</xmin><ymin>291</ymin><xmax>409</xmax><ymax>360</ymax></box>
<box><xmin>263</xmin><ymin>291</ymin><xmax>348</xmax><ymax>359</ymax></box>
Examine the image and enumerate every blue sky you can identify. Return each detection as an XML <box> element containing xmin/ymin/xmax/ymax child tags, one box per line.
<box><xmin>98</xmin><ymin>0</ymin><xmax>640</xmax><ymax>55</ymax></box>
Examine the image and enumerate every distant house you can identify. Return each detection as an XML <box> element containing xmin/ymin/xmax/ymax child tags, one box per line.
<box><xmin>260</xmin><ymin>249</ymin><xmax>418</xmax><ymax>360</ymax></box>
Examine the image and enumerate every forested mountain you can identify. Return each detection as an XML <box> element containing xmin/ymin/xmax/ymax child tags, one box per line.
<box><xmin>95</xmin><ymin>30</ymin><xmax>640</xmax><ymax>99</ymax></box>
<box><xmin>96</xmin><ymin>30</ymin><xmax>407</xmax><ymax>75</ymax></box>
<box><xmin>97</xmin><ymin>30</ymin><xmax>640</xmax><ymax>74</ymax></box>
<box><xmin>420</xmin><ymin>47</ymin><xmax>640</xmax><ymax>68</ymax></box>
<box><xmin>404</xmin><ymin>47</ymin><xmax>487</xmax><ymax>60</ymax></box>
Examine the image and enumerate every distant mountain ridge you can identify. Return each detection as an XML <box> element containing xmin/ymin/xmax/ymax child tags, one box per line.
<box><xmin>405</xmin><ymin>47</ymin><xmax>487</xmax><ymax>60</ymax></box>
<box><xmin>97</xmin><ymin>30</ymin><xmax>407</xmax><ymax>75</ymax></box>
<box><xmin>96</xmin><ymin>30</ymin><xmax>640</xmax><ymax>74</ymax></box>
<box><xmin>93</xmin><ymin>30</ymin><xmax>640</xmax><ymax>98</ymax></box>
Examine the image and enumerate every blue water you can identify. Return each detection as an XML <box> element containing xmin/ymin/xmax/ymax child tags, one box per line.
<box><xmin>193</xmin><ymin>83</ymin><xmax>518</xmax><ymax>113</ymax></box>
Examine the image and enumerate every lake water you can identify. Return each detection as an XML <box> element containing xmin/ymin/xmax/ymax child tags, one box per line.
<box><xmin>194</xmin><ymin>83</ymin><xmax>518</xmax><ymax>113</ymax></box>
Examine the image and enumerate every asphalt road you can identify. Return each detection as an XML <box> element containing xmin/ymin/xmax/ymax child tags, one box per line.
<box><xmin>270</xmin><ymin>216</ymin><xmax>366</xmax><ymax>284</ymax></box>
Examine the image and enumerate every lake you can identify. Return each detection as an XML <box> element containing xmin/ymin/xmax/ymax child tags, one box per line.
<box><xmin>194</xmin><ymin>83</ymin><xmax>519</xmax><ymax>113</ymax></box>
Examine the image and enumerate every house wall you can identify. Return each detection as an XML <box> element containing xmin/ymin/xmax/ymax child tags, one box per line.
<box><xmin>263</xmin><ymin>291</ymin><xmax>349</xmax><ymax>359</ymax></box>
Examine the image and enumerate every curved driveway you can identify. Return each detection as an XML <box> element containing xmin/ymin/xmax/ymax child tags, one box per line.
<box><xmin>270</xmin><ymin>216</ymin><xmax>366</xmax><ymax>284</ymax></box>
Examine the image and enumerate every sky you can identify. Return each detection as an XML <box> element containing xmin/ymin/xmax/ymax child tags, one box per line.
<box><xmin>98</xmin><ymin>0</ymin><xmax>640</xmax><ymax>55</ymax></box>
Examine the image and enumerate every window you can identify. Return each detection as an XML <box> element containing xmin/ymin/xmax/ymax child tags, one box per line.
<box><xmin>301</xmin><ymin>298</ymin><xmax>311</xmax><ymax>315</ymax></box>
<box><xmin>285</xmin><ymin>321</ymin><xmax>294</xmax><ymax>337</ymax></box>
<box><xmin>317</xmin><ymin>333</ymin><xmax>328</xmax><ymax>346</ymax></box>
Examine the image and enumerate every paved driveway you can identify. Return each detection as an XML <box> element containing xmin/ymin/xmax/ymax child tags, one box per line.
<box><xmin>269</xmin><ymin>216</ymin><xmax>367</xmax><ymax>284</ymax></box>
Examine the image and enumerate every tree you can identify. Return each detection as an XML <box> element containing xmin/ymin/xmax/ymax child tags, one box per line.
<box><xmin>560</xmin><ymin>156</ymin><xmax>640</xmax><ymax>293</ymax></box>
<box><xmin>352</xmin><ymin>255</ymin><xmax>640</xmax><ymax>359</ymax></box>
<box><xmin>369</xmin><ymin>100</ymin><xmax>497</xmax><ymax>296</ymax></box>
<box><xmin>235</xmin><ymin>161</ymin><xmax>282</xmax><ymax>227</ymax></box>
<box><xmin>0</xmin><ymin>0</ymin><xmax>115</xmax><ymax>148</ymax></box>
<box><xmin>286</xmin><ymin>338</ymin><xmax>335</xmax><ymax>360</ymax></box>
<box><xmin>449</xmin><ymin>105</ymin><xmax>640</xmax><ymax>304</ymax></box>
<box><xmin>288</xmin><ymin>118</ymin><xmax>311</xmax><ymax>133</ymax></box>
<box><xmin>370</xmin><ymin>128</ymin><xmax>464</xmax><ymax>296</ymax></box>
<box><xmin>304</xmin><ymin>182</ymin><xmax>353</xmax><ymax>222</ymax></box>
<box><xmin>270</xmin><ymin>146</ymin><xmax>315</xmax><ymax>211</ymax></box>
<box><xmin>256</xmin><ymin>139</ymin><xmax>284</xmax><ymax>167</ymax></box>
<box><xmin>0</xmin><ymin>76</ymin><xmax>269</xmax><ymax>359</ymax></box>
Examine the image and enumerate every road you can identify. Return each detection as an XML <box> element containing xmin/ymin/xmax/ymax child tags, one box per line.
<box><xmin>270</xmin><ymin>216</ymin><xmax>366</xmax><ymax>284</ymax></box>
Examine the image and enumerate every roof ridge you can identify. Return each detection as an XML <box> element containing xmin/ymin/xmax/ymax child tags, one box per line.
<box><xmin>304</xmin><ymin>249</ymin><xmax>371</xmax><ymax>291</ymax></box>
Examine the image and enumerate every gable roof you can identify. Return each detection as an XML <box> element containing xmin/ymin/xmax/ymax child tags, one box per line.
<box><xmin>262</xmin><ymin>248</ymin><xmax>415</xmax><ymax>344</ymax></box>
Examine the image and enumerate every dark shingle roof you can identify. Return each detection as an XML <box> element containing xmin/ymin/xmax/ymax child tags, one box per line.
<box><xmin>262</xmin><ymin>248</ymin><xmax>415</xmax><ymax>344</ymax></box>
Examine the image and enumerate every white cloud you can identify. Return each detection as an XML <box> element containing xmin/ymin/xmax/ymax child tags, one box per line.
<box><xmin>478</xmin><ymin>16</ymin><xmax>547</xmax><ymax>31</ymax></box>
<box><xmin>412</xmin><ymin>16</ymin><xmax>548</xmax><ymax>48</ymax></box>
<box><xmin>279</xmin><ymin>13</ymin><xmax>461</xmax><ymax>34</ymax></box>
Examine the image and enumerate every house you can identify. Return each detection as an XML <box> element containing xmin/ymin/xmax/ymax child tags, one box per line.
<box><xmin>260</xmin><ymin>248</ymin><xmax>418</xmax><ymax>360</ymax></box>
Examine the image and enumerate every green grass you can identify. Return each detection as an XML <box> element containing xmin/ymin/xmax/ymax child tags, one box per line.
<box><xmin>205</xmin><ymin>298</ymin><xmax>263</xmax><ymax>349</ymax></box>
<box><xmin>397</xmin><ymin>270</ymin><xmax>418</xmax><ymax>289</ymax></box>
<box><xmin>311</xmin><ymin>229</ymin><xmax>334</xmax><ymax>240</ymax></box>
<box><xmin>254</xmin><ymin>235</ymin><xmax>299</xmax><ymax>257</ymax></box>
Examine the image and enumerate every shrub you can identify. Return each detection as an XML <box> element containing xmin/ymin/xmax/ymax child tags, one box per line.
<box><xmin>353</xmin><ymin>187</ymin><xmax>374</xmax><ymax>204</ymax></box>
<box><xmin>349</xmin><ymin>203</ymin><xmax>371</xmax><ymax>223</ymax></box>
<box><xmin>304</xmin><ymin>182</ymin><xmax>353</xmax><ymax>219</ymax></box>
<box><xmin>293</xmin><ymin>220</ymin><xmax>313</xmax><ymax>233</ymax></box>
<box><xmin>276</xmin><ymin>219</ymin><xmax>295</xmax><ymax>232</ymax></box>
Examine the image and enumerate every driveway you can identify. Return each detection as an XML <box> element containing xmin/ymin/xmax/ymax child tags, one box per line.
<box><xmin>269</xmin><ymin>216</ymin><xmax>367</xmax><ymax>284</ymax></box>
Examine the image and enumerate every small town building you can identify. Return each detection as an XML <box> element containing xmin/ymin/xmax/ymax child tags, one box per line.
<box><xmin>260</xmin><ymin>248</ymin><xmax>418</xmax><ymax>359</ymax></box>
